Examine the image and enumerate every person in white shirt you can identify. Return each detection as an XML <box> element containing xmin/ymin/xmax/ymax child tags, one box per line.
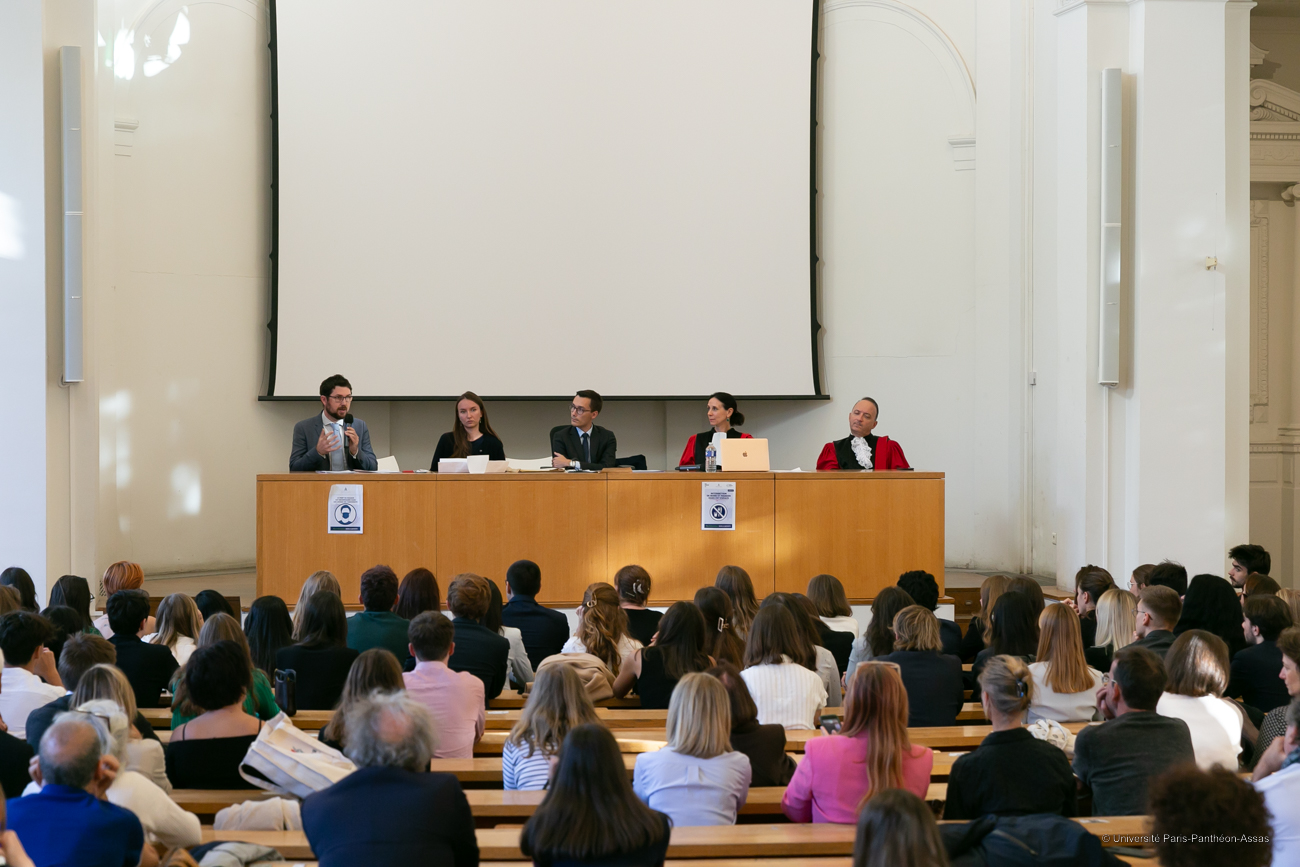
<box><xmin>1252</xmin><ymin>696</ymin><xmax>1300</xmax><ymax>865</ymax></box>
<box><xmin>142</xmin><ymin>593</ymin><xmax>202</xmax><ymax>667</ymax></box>
<box><xmin>1027</xmin><ymin>605</ymin><xmax>1103</xmax><ymax>723</ymax></box>
<box><xmin>1156</xmin><ymin>630</ymin><xmax>1243</xmax><ymax>771</ymax></box>
<box><xmin>807</xmin><ymin>574</ymin><xmax>859</xmax><ymax>638</ymax></box>
<box><xmin>560</xmin><ymin>583</ymin><xmax>642</xmax><ymax>678</ymax></box>
<box><xmin>739</xmin><ymin>605</ymin><xmax>826</xmax><ymax>730</ymax></box>
<box><xmin>0</xmin><ymin>612</ymin><xmax>65</xmax><ymax>738</ymax></box>
<box><xmin>634</xmin><ymin>672</ymin><xmax>751</xmax><ymax>826</ymax></box>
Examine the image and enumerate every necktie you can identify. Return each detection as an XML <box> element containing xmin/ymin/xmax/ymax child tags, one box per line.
<box><xmin>330</xmin><ymin>422</ymin><xmax>347</xmax><ymax>470</ymax></box>
<box><xmin>581</xmin><ymin>432</ymin><xmax>591</xmax><ymax>464</ymax></box>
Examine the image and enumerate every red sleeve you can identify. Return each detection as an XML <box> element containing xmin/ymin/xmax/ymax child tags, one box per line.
<box><xmin>878</xmin><ymin>439</ymin><xmax>910</xmax><ymax>470</ymax></box>
<box><xmin>678</xmin><ymin>435</ymin><xmax>697</xmax><ymax>467</ymax></box>
<box><xmin>741</xmin><ymin>432</ymin><xmax>753</xmax><ymax>439</ymax></box>
<box><xmin>816</xmin><ymin>442</ymin><xmax>839</xmax><ymax>471</ymax></box>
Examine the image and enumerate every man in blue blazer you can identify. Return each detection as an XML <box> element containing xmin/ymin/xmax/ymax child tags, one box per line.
<box><xmin>289</xmin><ymin>374</ymin><xmax>379</xmax><ymax>471</ymax></box>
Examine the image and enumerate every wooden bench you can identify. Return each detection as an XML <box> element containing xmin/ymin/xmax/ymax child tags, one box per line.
<box><xmin>141</xmin><ymin>707</ymin><xmax>332</xmax><ymax>731</ymax></box>
<box><xmin>257</xmin><ymin>860</ymin><xmax>1151</xmax><ymax>867</ymax></box>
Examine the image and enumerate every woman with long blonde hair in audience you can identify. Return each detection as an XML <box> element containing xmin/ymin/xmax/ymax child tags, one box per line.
<box><xmin>73</xmin><ymin>664</ymin><xmax>171</xmax><ymax>792</ymax></box>
<box><xmin>94</xmin><ymin>560</ymin><xmax>148</xmax><ymax>638</ymax></box>
<box><xmin>633</xmin><ymin>672</ymin><xmax>751</xmax><ymax>826</ymax></box>
<box><xmin>781</xmin><ymin>662</ymin><xmax>932</xmax><ymax>822</ymax></box>
<box><xmin>1027</xmin><ymin>604</ymin><xmax>1103</xmax><ymax>723</ymax></box>
<box><xmin>853</xmin><ymin>789</ymin><xmax>949</xmax><ymax>867</ymax></box>
<box><xmin>959</xmin><ymin>573</ymin><xmax>1010</xmax><ymax>662</ymax></box>
<box><xmin>943</xmin><ymin>654</ymin><xmax>1076</xmax><ymax>819</ymax></box>
<box><xmin>715</xmin><ymin>565</ymin><xmax>760</xmax><ymax>640</ymax></box>
<box><xmin>143</xmin><ymin>593</ymin><xmax>202</xmax><ymax>665</ymax></box>
<box><xmin>1157</xmin><ymin>630</ymin><xmax>1243</xmax><ymax>770</ymax></box>
<box><xmin>318</xmin><ymin>648</ymin><xmax>405</xmax><ymax>753</ymax></box>
<box><xmin>292</xmin><ymin>570</ymin><xmax>341</xmax><ymax>639</ymax></box>
<box><xmin>1086</xmin><ymin>587</ymin><xmax>1137</xmax><ymax>672</ymax></box>
<box><xmin>561</xmin><ymin>583</ymin><xmax>641</xmax><ymax>676</ymax></box>
<box><xmin>504</xmin><ymin>663</ymin><xmax>600</xmax><ymax>790</ymax></box>
<box><xmin>171</xmin><ymin>612</ymin><xmax>280</xmax><ymax>726</ymax></box>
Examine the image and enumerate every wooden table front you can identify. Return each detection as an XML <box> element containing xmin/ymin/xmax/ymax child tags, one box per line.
<box><xmin>256</xmin><ymin>471</ymin><xmax>944</xmax><ymax>605</ymax></box>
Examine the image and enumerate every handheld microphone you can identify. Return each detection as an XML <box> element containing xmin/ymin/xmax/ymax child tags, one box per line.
<box><xmin>343</xmin><ymin>414</ymin><xmax>353</xmax><ymax>453</ymax></box>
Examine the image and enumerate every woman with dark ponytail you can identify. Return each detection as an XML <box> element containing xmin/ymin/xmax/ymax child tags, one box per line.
<box><xmin>678</xmin><ymin>392</ymin><xmax>752</xmax><ymax>468</ymax></box>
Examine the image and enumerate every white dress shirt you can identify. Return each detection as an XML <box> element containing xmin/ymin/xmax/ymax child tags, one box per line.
<box><xmin>820</xmin><ymin>615</ymin><xmax>860</xmax><ymax>638</ymax></box>
<box><xmin>1156</xmin><ymin>692</ymin><xmax>1243</xmax><ymax>770</ymax></box>
<box><xmin>142</xmin><ymin>633</ymin><xmax>196</xmax><ymax>666</ymax></box>
<box><xmin>500</xmin><ymin>625</ymin><xmax>534</xmax><ymax>689</ymax></box>
<box><xmin>633</xmin><ymin>748</ymin><xmax>752</xmax><ymax>826</ymax></box>
<box><xmin>0</xmin><ymin>666</ymin><xmax>66</xmax><ymax>738</ymax></box>
<box><xmin>739</xmin><ymin>657</ymin><xmax>828</xmax><ymax>730</ymax></box>
<box><xmin>1026</xmin><ymin>662</ymin><xmax>1103</xmax><ymax>723</ymax></box>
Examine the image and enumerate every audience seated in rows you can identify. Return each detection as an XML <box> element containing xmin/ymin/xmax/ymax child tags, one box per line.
<box><xmin>562</xmin><ymin>582</ymin><xmax>641</xmax><ymax>679</ymax></box>
<box><xmin>501</xmin><ymin>559</ymin><xmax>569</xmax><ymax>671</ymax></box>
<box><xmin>106</xmin><ymin>591</ymin><xmax>178</xmax><ymax>710</ymax></box>
<box><xmin>633</xmin><ymin>672</ymin><xmax>751</xmax><ymax>826</ymax></box>
<box><xmin>403</xmin><ymin>611</ymin><xmax>484</xmax><ymax>758</ymax></box>
<box><xmin>9</xmin><ymin>715</ymin><xmax>149</xmax><ymax>867</ymax></box>
<box><xmin>141</xmin><ymin>593</ymin><xmax>201</xmax><ymax>666</ymax></box>
<box><xmin>694</xmin><ymin>586</ymin><xmax>744</xmax><ymax>668</ymax></box>
<box><xmin>1158</xmin><ymin>630</ymin><xmax>1244</xmax><ymax>770</ymax></box>
<box><xmin>970</xmin><ymin>591</ymin><xmax>1037</xmax><ymax>699</ymax></box>
<box><xmin>1130</xmin><ymin>584</ymin><xmax>1180</xmax><ymax>660</ymax></box>
<box><xmin>291</xmin><ymin>570</ymin><xmax>341</xmax><ymax>639</ymax></box>
<box><xmin>91</xmin><ymin>561</ymin><xmax>148</xmax><ymax>639</ymax></box>
<box><xmin>709</xmin><ymin>660</ymin><xmax>796</xmax><ymax>786</ymax></box>
<box><xmin>877</xmin><ymin>605</ymin><xmax>964</xmax><ymax>727</ymax></box>
<box><xmin>1174</xmin><ymin>573</ymin><xmax>1248</xmax><ymax>659</ymax></box>
<box><xmin>345</xmin><ymin>565</ymin><xmax>409</xmax><ymax>662</ymax></box>
<box><xmin>613</xmin><ymin>600</ymin><xmax>710</xmax><ymax>707</ymax></box>
<box><xmin>319</xmin><ymin>647</ymin><xmax>404</xmax><ymax>753</ymax></box>
<box><xmin>49</xmin><ymin>574</ymin><xmax>100</xmax><ymax>636</ymax></box>
<box><xmin>446</xmin><ymin>573</ymin><xmax>510</xmax><ymax>701</ymax></box>
<box><xmin>276</xmin><ymin>590</ymin><xmax>358</xmax><ymax>710</ymax></box>
<box><xmin>1252</xmin><ymin>625</ymin><xmax>1300</xmax><ymax>764</ymax></box>
<box><xmin>0</xmin><ymin>611</ymin><xmax>65</xmax><ymax>738</ymax></box>
<box><xmin>1027</xmin><ymin>604</ymin><xmax>1103</xmax><ymax>723</ymax></box>
<box><xmin>504</xmin><ymin>663</ymin><xmax>598</xmax><ymax>790</ymax></box>
<box><xmin>615</xmin><ymin>564</ymin><xmax>662</xmax><ymax>647</ymax></box>
<box><xmin>1071</xmin><ymin>565</ymin><xmax>1114</xmax><ymax>650</ymax></box>
<box><xmin>1073</xmin><ymin>645</ymin><xmax>1195</xmax><ymax>815</ymax></box>
<box><xmin>1252</xmin><ymin>695</ymin><xmax>1300</xmax><ymax>863</ymax></box>
<box><xmin>739</xmin><ymin>604</ymin><xmax>827</xmax><ymax>729</ymax></box>
<box><xmin>1084</xmin><ymin>587</ymin><xmax>1136</xmax><ymax>673</ymax></box>
<box><xmin>26</xmin><ymin>633</ymin><xmax>157</xmax><ymax>749</ymax></box>
<box><xmin>944</xmin><ymin>654</ymin><xmax>1077</xmax><ymax>820</ymax></box>
<box><xmin>847</xmin><ymin>585</ymin><xmax>913</xmax><ymax>672</ymax></box>
<box><xmin>165</xmin><ymin>640</ymin><xmax>264</xmax><ymax>790</ymax></box>
<box><xmin>303</xmin><ymin>691</ymin><xmax>480</xmax><ymax>867</ymax></box>
<box><xmin>781</xmin><ymin>662</ymin><xmax>932</xmax><ymax>823</ymax></box>
<box><xmin>809</xmin><ymin>572</ymin><xmax>860</xmax><ymax>638</ymax></box>
<box><xmin>897</xmin><ymin>570</ymin><xmax>962</xmax><ymax>658</ymax></box>
<box><xmin>242</xmin><ymin>594</ymin><xmax>294</xmax><ymax>679</ymax></box>
<box><xmin>1152</xmin><ymin>764</ymin><xmax>1273</xmax><ymax>867</ymax></box>
<box><xmin>73</xmin><ymin>665</ymin><xmax>169</xmax><ymax>792</ymax></box>
<box><xmin>714</xmin><ymin>564</ymin><xmax>760</xmax><ymax>641</ymax></box>
<box><xmin>521</xmin><ymin>723</ymin><xmax>670</xmax><ymax>867</ymax></box>
<box><xmin>483</xmin><ymin>579</ymin><xmax>533</xmax><ymax>690</ymax></box>
<box><xmin>172</xmin><ymin>613</ymin><xmax>279</xmax><ymax>727</ymax></box>
<box><xmin>1229</xmin><ymin>594</ymin><xmax>1294</xmax><ymax>713</ymax></box>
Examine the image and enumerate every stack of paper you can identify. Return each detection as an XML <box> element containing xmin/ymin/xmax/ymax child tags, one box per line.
<box><xmin>506</xmin><ymin>457</ymin><xmax>554</xmax><ymax>472</ymax></box>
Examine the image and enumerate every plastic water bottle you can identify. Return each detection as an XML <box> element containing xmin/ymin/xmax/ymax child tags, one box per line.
<box><xmin>705</xmin><ymin>441</ymin><xmax>717</xmax><ymax>472</ymax></box>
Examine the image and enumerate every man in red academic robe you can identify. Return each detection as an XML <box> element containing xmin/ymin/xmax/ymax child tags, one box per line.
<box><xmin>816</xmin><ymin>397</ymin><xmax>910</xmax><ymax>471</ymax></box>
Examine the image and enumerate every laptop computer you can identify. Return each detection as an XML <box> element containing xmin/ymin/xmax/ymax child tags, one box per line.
<box><xmin>719</xmin><ymin>438</ymin><xmax>770</xmax><ymax>471</ymax></box>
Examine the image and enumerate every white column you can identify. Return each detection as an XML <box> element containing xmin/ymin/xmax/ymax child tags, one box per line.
<box><xmin>0</xmin><ymin>0</ymin><xmax>47</xmax><ymax>595</ymax></box>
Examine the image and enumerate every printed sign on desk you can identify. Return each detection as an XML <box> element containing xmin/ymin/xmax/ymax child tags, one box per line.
<box><xmin>328</xmin><ymin>484</ymin><xmax>364</xmax><ymax>534</ymax></box>
<box><xmin>701</xmin><ymin>481</ymin><xmax>736</xmax><ymax>531</ymax></box>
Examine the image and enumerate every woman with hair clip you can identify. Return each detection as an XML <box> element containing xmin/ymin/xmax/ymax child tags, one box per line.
<box><xmin>1158</xmin><ymin>630</ymin><xmax>1244</xmax><ymax>770</ymax></box>
<box><xmin>695</xmin><ymin>586</ymin><xmax>744</xmax><ymax>668</ymax></box>
<box><xmin>172</xmin><ymin>612</ymin><xmax>280</xmax><ymax>727</ymax></box>
<box><xmin>1027</xmin><ymin>604</ymin><xmax>1104</xmax><ymax>723</ymax></box>
<box><xmin>520</xmin><ymin>724</ymin><xmax>671</xmax><ymax>866</ymax></box>
<box><xmin>970</xmin><ymin>592</ymin><xmax>1039</xmax><ymax>699</ymax></box>
<box><xmin>319</xmin><ymin>648</ymin><xmax>405</xmax><ymax>753</ymax></box>
<box><xmin>561</xmin><ymin>583</ymin><xmax>641</xmax><ymax>676</ymax></box>
<box><xmin>959</xmin><ymin>574</ymin><xmax>1009</xmax><ymax>662</ymax></box>
<box><xmin>943</xmin><ymin>654</ymin><xmax>1076</xmax><ymax>819</ymax></box>
<box><xmin>48</xmin><ymin>574</ymin><xmax>100</xmax><ymax>635</ymax></box>
<box><xmin>1086</xmin><ymin>587</ymin><xmax>1137</xmax><ymax>672</ymax></box>
<box><xmin>853</xmin><ymin>789</ymin><xmax>949</xmax><ymax>867</ymax></box>
<box><xmin>782</xmin><ymin>662</ymin><xmax>932</xmax><ymax>823</ymax></box>
<box><xmin>846</xmin><ymin>585</ymin><xmax>915</xmax><ymax>674</ymax></box>
<box><xmin>715</xmin><ymin>565</ymin><xmax>760</xmax><ymax>640</ymax></box>
<box><xmin>678</xmin><ymin>392</ymin><xmax>752</xmax><ymax>468</ymax></box>
<box><xmin>614</xmin><ymin>564</ymin><xmax>661</xmax><ymax>647</ymax></box>
<box><xmin>613</xmin><ymin>601</ymin><xmax>711</xmax><ymax>707</ymax></box>
<box><xmin>740</xmin><ymin>604</ymin><xmax>827</xmax><ymax>729</ymax></box>
<box><xmin>634</xmin><ymin>672</ymin><xmax>751</xmax><ymax>826</ymax></box>
<box><xmin>143</xmin><ymin>593</ymin><xmax>203</xmax><ymax>665</ymax></box>
<box><xmin>504</xmin><ymin>663</ymin><xmax>600</xmax><ymax>790</ymax></box>
<box><xmin>430</xmin><ymin>391</ymin><xmax>506</xmax><ymax>471</ymax></box>
<box><xmin>94</xmin><ymin>560</ymin><xmax>149</xmax><ymax>638</ymax></box>
<box><xmin>292</xmin><ymin>570</ymin><xmax>341</xmax><ymax>640</ymax></box>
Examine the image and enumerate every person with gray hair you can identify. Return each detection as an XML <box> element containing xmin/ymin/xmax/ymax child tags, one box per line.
<box><xmin>302</xmin><ymin>691</ymin><xmax>479</xmax><ymax>866</ymax></box>
<box><xmin>7</xmin><ymin>714</ymin><xmax>150</xmax><ymax>867</ymax></box>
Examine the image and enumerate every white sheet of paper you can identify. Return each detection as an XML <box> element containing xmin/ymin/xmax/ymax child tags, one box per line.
<box><xmin>506</xmin><ymin>457</ymin><xmax>553</xmax><ymax>471</ymax></box>
<box><xmin>327</xmin><ymin>484</ymin><xmax>364</xmax><ymax>534</ymax></box>
<box><xmin>438</xmin><ymin>459</ymin><xmax>469</xmax><ymax>473</ymax></box>
<box><xmin>376</xmin><ymin>455</ymin><xmax>400</xmax><ymax>473</ymax></box>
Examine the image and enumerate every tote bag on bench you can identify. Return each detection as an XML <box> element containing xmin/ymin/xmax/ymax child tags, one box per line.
<box><xmin>239</xmin><ymin>712</ymin><xmax>355</xmax><ymax>798</ymax></box>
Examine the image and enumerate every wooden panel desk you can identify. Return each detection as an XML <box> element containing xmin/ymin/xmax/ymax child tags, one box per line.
<box><xmin>257</xmin><ymin>470</ymin><xmax>944</xmax><ymax>604</ymax></box>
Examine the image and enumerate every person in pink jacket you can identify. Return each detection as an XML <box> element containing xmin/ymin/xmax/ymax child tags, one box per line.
<box><xmin>781</xmin><ymin>661</ymin><xmax>933</xmax><ymax>823</ymax></box>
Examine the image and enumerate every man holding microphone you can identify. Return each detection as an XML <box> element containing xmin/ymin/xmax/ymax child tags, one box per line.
<box><xmin>289</xmin><ymin>374</ymin><xmax>379</xmax><ymax>471</ymax></box>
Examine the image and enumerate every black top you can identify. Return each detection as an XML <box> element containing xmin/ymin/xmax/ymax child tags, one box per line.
<box><xmin>634</xmin><ymin>647</ymin><xmax>677</xmax><ymax>710</ymax></box>
<box><xmin>943</xmin><ymin>728</ymin><xmax>1077</xmax><ymax>820</ymax></box>
<box><xmin>1072</xmin><ymin>710</ymin><xmax>1195</xmax><ymax>816</ymax></box>
<box><xmin>526</xmin><ymin>811</ymin><xmax>670</xmax><ymax>867</ymax></box>
<box><xmin>1078</xmin><ymin>610</ymin><xmax>1098</xmax><ymax>650</ymax></box>
<box><xmin>959</xmin><ymin>617</ymin><xmax>986</xmax><ymax>663</ymax></box>
<box><xmin>877</xmin><ymin>650</ymin><xmax>965</xmax><ymax>727</ymax></box>
<box><xmin>730</xmin><ymin>719</ymin><xmax>796</xmax><ymax>787</ymax></box>
<box><xmin>275</xmin><ymin>645</ymin><xmax>360</xmax><ymax>710</ymax></box>
<box><xmin>303</xmin><ymin>765</ymin><xmax>480</xmax><ymax>867</ymax></box>
<box><xmin>26</xmin><ymin>695</ymin><xmax>157</xmax><ymax>749</ymax></box>
<box><xmin>624</xmin><ymin>608</ymin><xmax>662</xmax><ymax>648</ymax></box>
<box><xmin>165</xmin><ymin>727</ymin><xmax>262</xmax><ymax>790</ymax></box>
<box><xmin>501</xmin><ymin>596</ymin><xmax>570</xmax><ymax>670</ymax></box>
<box><xmin>970</xmin><ymin>649</ymin><xmax>1034</xmax><ymax>700</ymax></box>
<box><xmin>550</xmin><ymin>425</ymin><xmax>618</xmax><ymax>471</ymax></box>
<box><xmin>1085</xmin><ymin>644</ymin><xmax>1114</xmax><ymax>674</ymax></box>
<box><xmin>1228</xmin><ymin>641</ymin><xmax>1291</xmax><ymax>713</ymax></box>
<box><xmin>108</xmin><ymin>634</ymin><xmax>180</xmax><ymax>709</ymax></box>
<box><xmin>449</xmin><ymin>618</ymin><xmax>511</xmax><ymax>702</ymax></box>
<box><xmin>814</xmin><ymin>621</ymin><xmax>853</xmax><ymax>676</ymax></box>
<box><xmin>0</xmin><ymin>729</ymin><xmax>33</xmax><ymax>803</ymax></box>
<box><xmin>938</xmin><ymin>619</ymin><xmax>963</xmax><ymax>658</ymax></box>
<box><xmin>690</xmin><ymin>428</ymin><xmax>745</xmax><ymax>468</ymax></box>
<box><xmin>1129</xmin><ymin>630</ymin><xmax>1175</xmax><ymax>660</ymax></box>
<box><xmin>431</xmin><ymin>432</ymin><xmax>505</xmax><ymax>472</ymax></box>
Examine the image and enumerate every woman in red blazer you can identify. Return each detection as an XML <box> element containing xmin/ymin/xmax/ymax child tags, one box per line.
<box><xmin>679</xmin><ymin>392</ymin><xmax>752</xmax><ymax>468</ymax></box>
<box><xmin>816</xmin><ymin>397</ymin><xmax>910</xmax><ymax>471</ymax></box>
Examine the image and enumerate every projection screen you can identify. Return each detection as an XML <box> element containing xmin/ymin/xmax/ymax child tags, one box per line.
<box><xmin>269</xmin><ymin>0</ymin><xmax>819</xmax><ymax>398</ymax></box>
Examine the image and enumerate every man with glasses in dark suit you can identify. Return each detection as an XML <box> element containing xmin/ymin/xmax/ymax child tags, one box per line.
<box><xmin>289</xmin><ymin>374</ymin><xmax>379</xmax><ymax>471</ymax></box>
<box><xmin>551</xmin><ymin>389</ymin><xmax>617</xmax><ymax>470</ymax></box>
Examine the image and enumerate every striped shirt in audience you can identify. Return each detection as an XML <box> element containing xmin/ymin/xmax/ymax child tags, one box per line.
<box><xmin>740</xmin><ymin>657</ymin><xmax>828</xmax><ymax>730</ymax></box>
<box><xmin>502</xmin><ymin>740</ymin><xmax>554</xmax><ymax>791</ymax></box>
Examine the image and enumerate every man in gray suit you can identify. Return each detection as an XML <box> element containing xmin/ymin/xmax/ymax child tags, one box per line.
<box><xmin>289</xmin><ymin>374</ymin><xmax>379</xmax><ymax>471</ymax></box>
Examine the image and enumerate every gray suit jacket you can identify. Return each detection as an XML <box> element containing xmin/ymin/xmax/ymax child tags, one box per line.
<box><xmin>290</xmin><ymin>414</ymin><xmax>379</xmax><ymax>471</ymax></box>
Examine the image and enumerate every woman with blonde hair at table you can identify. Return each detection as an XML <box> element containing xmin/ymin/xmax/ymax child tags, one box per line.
<box><xmin>1086</xmin><ymin>587</ymin><xmax>1137</xmax><ymax>672</ymax></box>
<box><xmin>93</xmin><ymin>560</ymin><xmax>148</xmax><ymax>638</ymax></box>
<box><xmin>504</xmin><ymin>663</ymin><xmax>600</xmax><ymax>790</ymax></box>
<box><xmin>1027</xmin><ymin>604</ymin><xmax>1103</xmax><ymax>723</ymax></box>
<box><xmin>142</xmin><ymin>593</ymin><xmax>203</xmax><ymax>666</ymax></box>
<box><xmin>292</xmin><ymin>570</ymin><xmax>341</xmax><ymax>640</ymax></box>
<box><xmin>781</xmin><ymin>661</ymin><xmax>932</xmax><ymax>823</ymax></box>
<box><xmin>633</xmin><ymin>672</ymin><xmax>751</xmax><ymax>826</ymax></box>
<box><xmin>73</xmin><ymin>664</ymin><xmax>171</xmax><ymax>792</ymax></box>
<box><xmin>561</xmin><ymin>583</ymin><xmax>641</xmax><ymax>677</ymax></box>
